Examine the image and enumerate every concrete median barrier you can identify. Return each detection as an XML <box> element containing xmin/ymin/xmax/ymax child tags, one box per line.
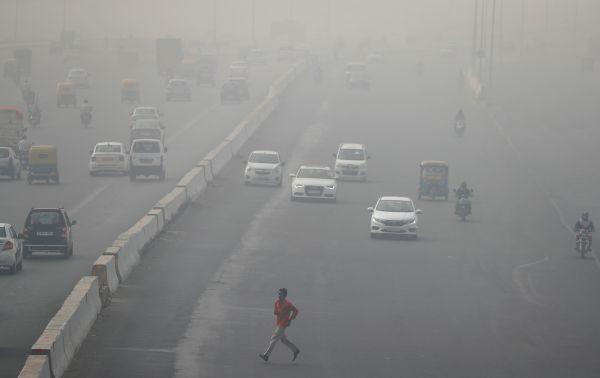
<box><xmin>130</xmin><ymin>215</ymin><xmax>160</xmax><ymax>251</ymax></box>
<box><xmin>147</xmin><ymin>208</ymin><xmax>165</xmax><ymax>231</ymax></box>
<box><xmin>176</xmin><ymin>166</ymin><xmax>208</xmax><ymax>202</ymax></box>
<box><xmin>153</xmin><ymin>187</ymin><xmax>187</xmax><ymax>223</ymax></box>
<box><xmin>196</xmin><ymin>160</ymin><xmax>214</xmax><ymax>183</ymax></box>
<box><xmin>30</xmin><ymin>276</ymin><xmax>101</xmax><ymax>378</ymax></box>
<box><xmin>92</xmin><ymin>255</ymin><xmax>119</xmax><ymax>294</ymax></box>
<box><xmin>203</xmin><ymin>141</ymin><xmax>233</xmax><ymax>176</ymax></box>
<box><xmin>108</xmin><ymin>237</ymin><xmax>140</xmax><ymax>282</ymax></box>
<box><xmin>18</xmin><ymin>355</ymin><xmax>51</xmax><ymax>378</ymax></box>
<box><xmin>225</xmin><ymin>124</ymin><xmax>249</xmax><ymax>156</ymax></box>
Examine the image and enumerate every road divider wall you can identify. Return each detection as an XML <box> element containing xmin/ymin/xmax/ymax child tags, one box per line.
<box><xmin>21</xmin><ymin>60</ymin><xmax>307</xmax><ymax>377</ymax></box>
<box><xmin>28</xmin><ymin>277</ymin><xmax>101</xmax><ymax>378</ymax></box>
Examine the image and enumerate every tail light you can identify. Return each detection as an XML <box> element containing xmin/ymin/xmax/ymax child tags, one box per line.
<box><xmin>2</xmin><ymin>240</ymin><xmax>13</xmax><ymax>251</ymax></box>
<box><xmin>61</xmin><ymin>227</ymin><xmax>68</xmax><ymax>238</ymax></box>
<box><xmin>22</xmin><ymin>227</ymin><xmax>29</xmax><ymax>239</ymax></box>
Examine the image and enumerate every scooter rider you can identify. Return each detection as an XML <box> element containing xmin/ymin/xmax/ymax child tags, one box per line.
<box><xmin>17</xmin><ymin>135</ymin><xmax>32</xmax><ymax>166</ymax></box>
<box><xmin>80</xmin><ymin>99</ymin><xmax>93</xmax><ymax>124</ymax></box>
<box><xmin>454</xmin><ymin>181</ymin><xmax>473</xmax><ymax>213</ymax></box>
<box><xmin>455</xmin><ymin>109</ymin><xmax>466</xmax><ymax>125</ymax></box>
<box><xmin>574</xmin><ymin>212</ymin><xmax>594</xmax><ymax>251</ymax></box>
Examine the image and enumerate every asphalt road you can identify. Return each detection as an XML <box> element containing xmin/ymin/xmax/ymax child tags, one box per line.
<box><xmin>66</xmin><ymin>50</ymin><xmax>600</xmax><ymax>378</ymax></box>
<box><xmin>0</xmin><ymin>41</ymin><xmax>289</xmax><ymax>377</ymax></box>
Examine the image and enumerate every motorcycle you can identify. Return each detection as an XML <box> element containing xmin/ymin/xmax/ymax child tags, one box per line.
<box><xmin>575</xmin><ymin>230</ymin><xmax>591</xmax><ymax>258</ymax></box>
<box><xmin>18</xmin><ymin>150</ymin><xmax>30</xmax><ymax>170</ymax></box>
<box><xmin>81</xmin><ymin>111</ymin><xmax>92</xmax><ymax>128</ymax></box>
<box><xmin>454</xmin><ymin>119</ymin><xmax>466</xmax><ymax>136</ymax></box>
<box><xmin>455</xmin><ymin>195</ymin><xmax>471</xmax><ymax>221</ymax></box>
<box><xmin>27</xmin><ymin>105</ymin><xmax>41</xmax><ymax>127</ymax></box>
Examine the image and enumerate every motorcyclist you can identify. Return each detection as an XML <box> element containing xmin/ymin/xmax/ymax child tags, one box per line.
<box><xmin>454</xmin><ymin>109</ymin><xmax>466</xmax><ymax>125</ymax></box>
<box><xmin>21</xmin><ymin>80</ymin><xmax>35</xmax><ymax>106</ymax></box>
<box><xmin>454</xmin><ymin>181</ymin><xmax>473</xmax><ymax>213</ymax></box>
<box><xmin>80</xmin><ymin>99</ymin><xmax>93</xmax><ymax>125</ymax></box>
<box><xmin>17</xmin><ymin>135</ymin><xmax>32</xmax><ymax>166</ymax></box>
<box><xmin>574</xmin><ymin>212</ymin><xmax>594</xmax><ymax>251</ymax></box>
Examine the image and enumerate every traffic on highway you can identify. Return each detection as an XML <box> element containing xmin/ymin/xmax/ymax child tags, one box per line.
<box><xmin>2</xmin><ymin>1</ymin><xmax>600</xmax><ymax>377</ymax></box>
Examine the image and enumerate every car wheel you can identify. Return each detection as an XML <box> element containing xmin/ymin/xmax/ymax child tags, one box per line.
<box><xmin>8</xmin><ymin>162</ymin><xmax>16</xmax><ymax>180</ymax></box>
<box><xmin>17</xmin><ymin>257</ymin><xmax>23</xmax><ymax>271</ymax></box>
<box><xmin>17</xmin><ymin>167</ymin><xmax>21</xmax><ymax>179</ymax></box>
<box><xmin>159</xmin><ymin>169</ymin><xmax>166</xmax><ymax>181</ymax></box>
<box><xmin>9</xmin><ymin>260</ymin><xmax>17</xmax><ymax>274</ymax></box>
<box><xmin>62</xmin><ymin>248</ymin><xmax>70</xmax><ymax>259</ymax></box>
<box><xmin>23</xmin><ymin>247</ymin><xmax>31</xmax><ymax>259</ymax></box>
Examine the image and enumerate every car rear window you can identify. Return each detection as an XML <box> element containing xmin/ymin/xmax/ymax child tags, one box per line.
<box><xmin>0</xmin><ymin>227</ymin><xmax>6</xmax><ymax>238</ymax></box>
<box><xmin>132</xmin><ymin>141</ymin><xmax>160</xmax><ymax>153</ymax></box>
<box><xmin>95</xmin><ymin>144</ymin><xmax>121</xmax><ymax>153</ymax></box>
<box><xmin>28</xmin><ymin>211</ymin><xmax>64</xmax><ymax>226</ymax></box>
<box><xmin>132</xmin><ymin>129</ymin><xmax>160</xmax><ymax>139</ymax></box>
<box><xmin>0</xmin><ymin>148</ymin><xmax>9</xmax><ymax>158</ymax></box>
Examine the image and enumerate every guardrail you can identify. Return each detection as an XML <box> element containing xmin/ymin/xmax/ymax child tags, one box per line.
<box><xmin>18</xmin><ymin>60</ymin><xmax>307</xmax><ymax>378</ymax></box>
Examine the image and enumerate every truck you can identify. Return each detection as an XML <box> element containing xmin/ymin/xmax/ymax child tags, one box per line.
<box><xmin>156</xmin><ymin>38</ymin><xmax>183</xmax><ymax>75</ymax></box>
<box><xmin>0</xmin><ymin>107</ymin><xmax>26</xmax><ymax>150</ymax></box>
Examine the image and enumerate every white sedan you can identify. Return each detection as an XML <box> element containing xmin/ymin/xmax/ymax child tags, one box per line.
<box><xmin>0</xmin><ymin>223</ymin><xmax>23</xmax><ymax>274</ymax></box>
<box><xmin>368</xmin><ymin>196</ymin><xmax>422</xmax><ymax>239</ymax></box>
<box><xmin>290</xmin><ymin>166</ymin><xmax>337</xmax><ymax>202</ymax></box>
<box><xmin>244</xmin><ymin>150</ymin><xmax>284</xmax><ymax>186</ymax></box>
<box><xmin>130</xmin><ymin>106</ymin><xmax>163</xmax><ymax>122</ymax></box>
<box><xmin>89</xmin><ymin>142</ymin><xmax>129</xmax><ymax>175</ymax></box>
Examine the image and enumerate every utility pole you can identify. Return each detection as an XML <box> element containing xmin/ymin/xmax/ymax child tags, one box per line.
<box><xmin>62</xmin><ymin>0</ymin><xmax>67</xmax><ymax>32</ymax></box>
<box><xmin>488</xmin><ymin>0</ymin><xmax>497</xmax><ymax>99</ymax></box>
<box><xmin>327</xmin><ymin>0</ymin><xmax>332</xmax><ymax>40</ymax></box>
<box><xmin>252</xmin><ymin>0</ymin><xmax>256</xmax><ymax>46</ymax></box>
<box><xmin>544</xmin><ymin>0</ymin><xmax>549</xmax><ymax>50</ymax></box>
<box><xmin>520</xmin><ymin>0</ymin><xmax>525</xmax><ymax>56</ymax></box>
<box><xmin>477</xmin><ymin>0</ymin><xmax>486</xmax><ymax>78</ymax></box>
<box><xmin>471</xmin><ymin>0</ymin><xmax>478</xmax><ymax>69</ymax></box>
<box><xmin>14</xmin><ymin>0</ymin><xmax>19</xmax><ymax>41</ymax></box>
<box><xmin>213</xmin><ymin>0</ymin><xmax>217</xmax><ymax>47</ymax></box>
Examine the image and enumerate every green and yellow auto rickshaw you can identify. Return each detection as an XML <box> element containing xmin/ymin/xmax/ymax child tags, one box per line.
<box><xmin>418</xmin><ymin>160</ymin><xmax>449</xmax><ymax>200</ymax></box>
<box><xmin>28</xmin><ymin>145</ymin><xmax>59</xmax><ymax>184</ymax></box>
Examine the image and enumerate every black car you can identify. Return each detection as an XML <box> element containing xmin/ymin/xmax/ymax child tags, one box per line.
<box><xmin>21</xmin><ymin>208</ymin><xmax>76</xmax><ymax>259</ymax></box>
<box><xmin>220</xmin><ymin>78</ymin><xmax>250</xmax><ymax>104</ymax></box>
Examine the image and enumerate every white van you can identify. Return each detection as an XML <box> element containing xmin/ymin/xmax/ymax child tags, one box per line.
<box><xmin>333</xmin><ymin>143</ymin><xmax>369</xmax><ymax>181</ymax></box>
<box><xmin>129</xmin><ymin>139</ymin><xmax>166</xmax><ymax>181</ymax></box>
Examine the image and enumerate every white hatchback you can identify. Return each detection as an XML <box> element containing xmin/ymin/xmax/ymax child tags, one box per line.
<box><xmin>334</xmin><ymin>143</ymin><xmax>369</xmax><ymax>181</ymax></box>
<box><xmin>244</xmin><ymin>150</ymin><xmax>284</xmax><ymax>186</ymax></box>
<box><xmin>89</xmin><ymin>142</ymin><xmax>129</xmax><ymax>175</ymax></box>
<box><xmin>368</xmin><ymin>196</ymin><xmax>422</xmax><ymax>239</ymax></box>
<box><xmin>290</xmin><ymin>166</ymin><xmax>337</xmax><ymax>202</ymax></box>
<box><xmin>0</xmin><ymin>223</ymin><xmax>23</xmax><ymax>274</ymax></box>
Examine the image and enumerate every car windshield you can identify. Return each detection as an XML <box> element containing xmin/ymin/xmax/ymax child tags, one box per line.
<box><xmin>133</xmin><ymin>120</ymin><xmax>160</xmax><ymax>129</ymax></box>
<box><xmin>0</xmin><ymin>227</ymin><xmax>6</xmax><ymax>238</ymax></box>
<box><xmin>28</xmin><ymin>211</ymin><xmax>63</xmax><ymax>225</ymax></box>
<box><xmin>95</xmin><ymin>144</ymin><xmax>121</xmax><ymax>153</ymax></box>
<box><xmin>249</xmin><ymin>153</ymin><xmax>278</xmax><ymax>164</ymax></box>
<box><xmin>135</xmin><ymin>108</ymin><xmax>156</xmax><ymax>115</ymax></box>
<box><xmin>297</xmin><ymin>168</ymin><xmax>332</xmax><ymax>179</ymax></box>
<box><xmin>424</xmin><ymin>166</ymin><xmax>446</xmax><ymax>174</ymax></box>
<box><xmin>347</xmin><ymin>64</ymin><xmax>366</xmax><ymax>72</ymax></box>
<box><xmin>338</xmin><ymin>149</ymin><xmax>365</xmax><ymax>161</ymax></box>
<box><xmin>376</xmin><ymin>200</ymin><xmax>414</xmax><ymax>212</ymax></box>
<box><xmin>0</xmin><ymin>148</ymin><xmax>9</xmax><ymax>158</ymax></box>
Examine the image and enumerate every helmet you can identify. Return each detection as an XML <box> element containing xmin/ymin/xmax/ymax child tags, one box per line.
<box><xmin>582</xmin><ymin>212</ymin><xmax>589</xmax><ymax>221</ymax></box>
<box><xmin>278</xmin><ymin>288</ymin><xmax>288</xmax><ymax>297</ymax></box>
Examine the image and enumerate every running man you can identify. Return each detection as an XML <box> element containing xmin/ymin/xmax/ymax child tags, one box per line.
<box><xmin>259</xmin><ymin>288</ymin><xmax>300</xmax><ymax>362</ymax></box>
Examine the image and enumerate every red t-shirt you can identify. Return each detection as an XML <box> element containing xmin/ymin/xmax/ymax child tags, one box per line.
<box><xmin>274</xmin><ymin>299</ymin><xmax>298</xmax><ymax>328</ymax></box>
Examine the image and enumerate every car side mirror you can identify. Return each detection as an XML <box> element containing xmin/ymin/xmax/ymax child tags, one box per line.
<box><xmin>71</xmin><ymin>220</ymin><xmax>77</xmax><ymax>225</ymax></box>
<box><xmin>415</xmin><ymin>209</ymin><xmax>423</xmax><ymax>215</ymax></box>
<box><xmin>367</xmin><ymin>207</ymin><xmax>374</xmax><ymax>213</ymax></box>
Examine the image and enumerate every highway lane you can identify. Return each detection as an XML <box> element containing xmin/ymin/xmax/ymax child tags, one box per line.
<box><xmin>67</xmin><ymin>53</ymin><xmax>600</xmax><ymax>377</ymax></box>
<box><xmin>0</xmin><ymin>41</ymin><xmax>290</xmax><ymax>377</ymax></box>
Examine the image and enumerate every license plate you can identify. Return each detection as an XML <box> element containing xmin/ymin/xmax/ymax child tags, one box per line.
<box><xmin>101</xmin><ymin>157</ymin><xmax>114</xmax><ymax>162</ymax></box>
<box><xmin>140</xmin><ymin>159</ymin><xmax>153</xmax><ymax>164</ymax></box>
<box><xmin>307</xmin><ymin>190</ymin><xmax>321</xmax><ymax>195</ymax></box>
<box><xmin>36</xmin><ymin>232</ymin><xmax>54</xmax><ymax>236</ymax></box>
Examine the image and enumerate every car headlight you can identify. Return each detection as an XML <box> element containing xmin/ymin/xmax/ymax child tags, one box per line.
<box><xmin>294</xmin><ymin>183</ymin><xmax>304</xmax><ymax>188</ymax></box>
<box><xmin>372</xmin><ymin>217</ymin><xmax>385</xmax><ymax>224</ymax></box>
<box><xmin>246</xmin><ymin>167</ymin><xmax>252</xmax><ymax>172</ymax></box>
<box><xmin>325</xmin><ymin>185</ymin><xmax>336</xmax><ymax>189</ymax></box>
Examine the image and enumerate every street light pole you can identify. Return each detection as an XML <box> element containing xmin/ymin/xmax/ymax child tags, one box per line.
<box><xmin>213</xmin><ymin>0</ymin><xmax>217</xmax><ymax>47</ymax></box>
<box><xmin>471</xmin><ymin>0</ymin><xmax>478</xmax><ymax>69</ymax></box>
<box><xmin>62</xmin><ymin>0</ymin><xmax>67</xmax><ymax>33</ymax></box>
<box><xmin>252</xmin><ymin>0</ymin><xmax>256</xmax><ymax>46</ymax></box>
<box><xmin>477</xmin><ymin>0</ymin><xmax>486</xmax><ymax>78</ymax></box>
<box><xmin>14</xmin><ymin>0</ymin><xmax>19</xmax><ymax>41</ymax></box>
<box><xmin>520</xmin><ymin>0</ymin><xmax>525</xmax><ymax>56</ymax></box>
<box><xmin>488</xmin><ymin>0</ymin><xmax>497</xmax><ymax>99</ymax></box>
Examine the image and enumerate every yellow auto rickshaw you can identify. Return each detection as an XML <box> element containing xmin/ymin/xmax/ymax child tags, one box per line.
<box><xmin>28</xmin><ymin>145</ymin><xmax>59</xmax><ymax>184</ymax></box>
<box><xmin>418</xmin><ymin>160</ymin><xmax>449</xmax><ymax>200</ymax></box>
<box><xmin>121</xmin><ymin>78</ymin><xmax>140</xmax><ymax>103</ymax></box>
<box><xmin>56</xmin><ymin>81</ymin><xmax>77</xmax><ymax>108</ymax></box>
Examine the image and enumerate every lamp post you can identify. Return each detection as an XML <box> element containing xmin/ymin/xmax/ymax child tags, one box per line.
<box><xmin>14</xmin><ymin>0</ymin><xmax>19</xmax><ymax>41</ymax></box>
<box><xmin>62</xmin><ymin>0</ymin><xmax>67</xmax><ymax>33</ymax></box>
<box><xmin>488</xmin><ymin>0</ymin><xmax>497</xmax><ymax>99</ymax></box>
<box><xmin>252</xmin><ymin>0</ymin><xmax>256</xmax><ymax>46</ymax></box>
<box><xmin>471</xmin><ymin>0</ymin><xmax>478</xmax><ymax>69</ymax></box>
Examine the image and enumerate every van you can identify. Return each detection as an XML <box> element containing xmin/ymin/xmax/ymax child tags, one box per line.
<box><xmin>129</xmin><ymin>139</ymin><xmax>166</xmax><ymax>181</ymax></box>
<box><xmin>333</xmin><ymin>143</ymin><xmax>369</xmax><ymax>181</ymax></box>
